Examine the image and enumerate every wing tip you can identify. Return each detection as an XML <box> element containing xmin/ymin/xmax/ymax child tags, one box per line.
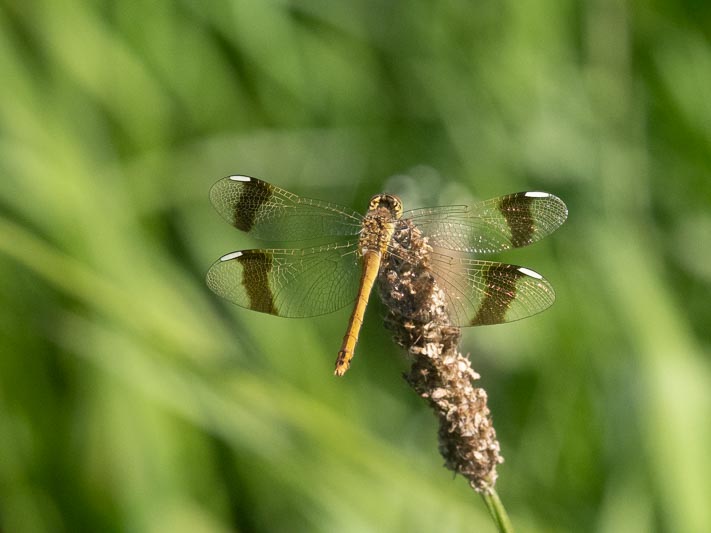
<box><xmin>209</xmin><ymin>175</ymin><xmax>255</xmax><ymax>197</ymax></box>
<box><xmin>219</xmin><ymin>251</ymin><xmax>244</xmax><ymax>261</ymax></box>
<box><xmin>524</xmin><ymin>190</ymin><xmax>569</xmax><ymax>225</ymax></box>
<box><xmin>516</xmin><ymin>266</ymin><xmax>543</xmax><ymax>279</ymax></box>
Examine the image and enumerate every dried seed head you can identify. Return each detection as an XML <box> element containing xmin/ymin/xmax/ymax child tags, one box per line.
<box><xmin>378</xmin><ymin>220</ymin><xmax>503</xmax><ymax>492</ymax></box>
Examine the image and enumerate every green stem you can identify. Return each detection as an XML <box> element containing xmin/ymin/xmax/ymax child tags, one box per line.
<box><xmin>480</xmin><ymin>487</ymin><xmax>514</xmax><ymax>533</ymax></box>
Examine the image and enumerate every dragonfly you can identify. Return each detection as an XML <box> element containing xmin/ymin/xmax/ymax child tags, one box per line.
<box><xmin>207</xmin><ymin>176</ymin><xmax>568</xmax><ymax>376</ymax></box>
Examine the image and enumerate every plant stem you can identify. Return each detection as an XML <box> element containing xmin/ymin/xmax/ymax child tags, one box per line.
<box><xmin>480</xmin><ymin>488</ymin><xmax>514</xmax><ymax>533</ymax></box>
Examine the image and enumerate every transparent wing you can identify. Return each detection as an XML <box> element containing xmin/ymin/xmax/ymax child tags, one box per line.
<box><xmin>206</xmin><ymin>242</ymin><xmax>362</xmax><ymax>318</ymax></box>
<box><xmin>427</xmin><ymin>252</ymin><xmax>556</xmax><ymax>326</ymax></box>
<box><xmin>403</xmin><ymin>192</ymin><xmax>568</xmax><ymax>254</ymax></box>
<box><xmin>210</xmin><ymin>175</ymin><xmax>363</xmax><ymax>241</ymax></box>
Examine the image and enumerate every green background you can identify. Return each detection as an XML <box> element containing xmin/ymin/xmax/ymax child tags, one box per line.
<box><xmin>1</xmin><ymin>1</ymin><xmax>710</xmax><ymax>532</ymax></box>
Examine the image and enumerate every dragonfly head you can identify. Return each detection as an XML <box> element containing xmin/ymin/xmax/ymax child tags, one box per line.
<box><xmin>368</xmin><ymin>194</ymin><xmax>403</xmax><ymax>219</ymax></box>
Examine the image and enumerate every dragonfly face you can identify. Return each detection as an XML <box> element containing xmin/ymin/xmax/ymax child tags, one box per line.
<box><xmin>367</xmin><ymin>193</ymin><xmax>404</xmax><ymax>217</ymax></box>
<box><xmin>207</xmin><ymin>175</ymin><xmax>568</xmax><ymax>375</ymax></box>
<box><xmin>358</xmin><ymin>194</ymin><xmax>403</xmax><ymax>255</ymax></box>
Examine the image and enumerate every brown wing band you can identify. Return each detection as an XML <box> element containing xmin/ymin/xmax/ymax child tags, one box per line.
<box><xmin>233</xmin><ymin>178</ymin><xmax>273</xmax><ymax>232</ymax></box>
<box><xmin>237</xmin><ymin>251</ymin><xmax>278</xmax><ymax>314</ymax></box>
<box><xmin>470</xmin><ymin>264</ymin><xmax>525</xmax><ymax>325</ymax></box>
<box><xmin>499</xmin><ymin>194</ymin><xmax>535</xmax><ymax>247</ymax></box>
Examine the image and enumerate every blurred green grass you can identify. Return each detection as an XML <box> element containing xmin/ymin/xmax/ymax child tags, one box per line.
<box><xmin>1</xmin><ymin>1</ymin><xmax>711</xmax><ymax>532</ymax></box>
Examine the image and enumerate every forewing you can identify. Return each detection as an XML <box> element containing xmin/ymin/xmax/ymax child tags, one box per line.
<box><xmin>405</xmin><ymin>192</ymin><xmax>568</xmax><ymax>254</ymax></box>
<box><xmin>427</xmin><ymin>252</ymin><xmax>556</xmax><ymax>326</ymax></box>
<box><xmin>210</xmin><ymin>175</ymin><xmax>363</xmax><ymax>240</ymax></box>
<box><xmin>206</xmin><ymin>242</ymin><xmax>361</xmax><ymax>317</ymax></box>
